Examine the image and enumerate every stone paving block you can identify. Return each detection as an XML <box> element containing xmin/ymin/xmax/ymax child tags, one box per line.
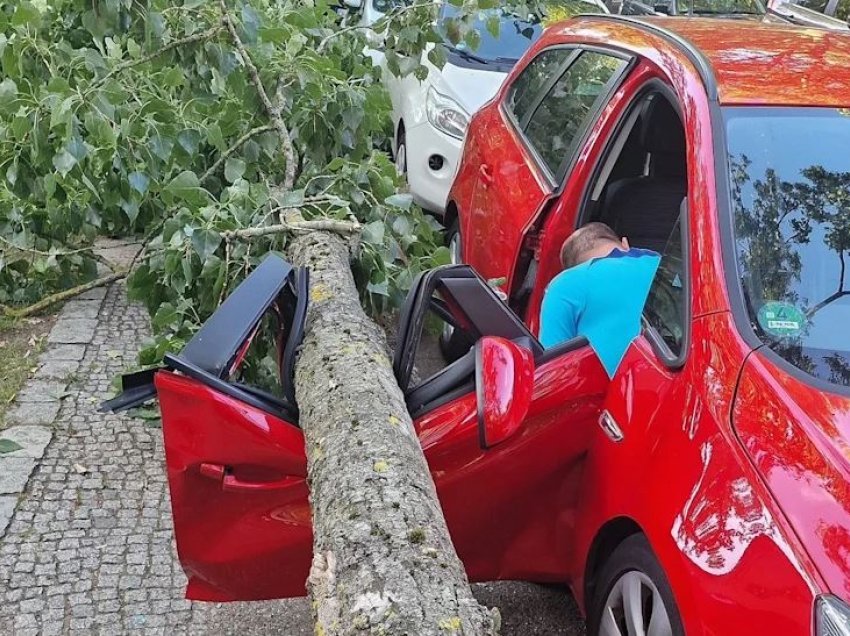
<box><xmin>6</xmin><ymin>401</ymin><xmax>61</xmax><ymax>426</ymax></box>
<box><xmin>15</xmin><ymin>380</ymin><xmax>68</xmax><ymax>403</ymax></box>
<box><xmin>60</xmin><ymin>301</ymin><xmax>102</xmax><ymax>320</ymax></box>
<box><xmin>0</xmin><ymin>458</ymin><xmax>36</xmax><ymax>494</ymax></box>
<box><xmin>34</xmin><ymin>358</ymin><xmax>80</xmax><ymax>380</ymax></box>
<box><xmin>0</xmin><ymin>426</ymin><xmax>52</xmax><ymax>459</ymax></box>
<box><xmin>0</xmin><ymin>495</ymin><xmax>16</xmax><ymax>534</ymax></box>
<box><xmin>47</xmin><ymin>319</ymin><xmax>98</xmax><ymax>344</ymax></box>
<box><xmin>42</xmin><ymin>344</ymin><xmax>87</xmax><ymax>361</ymax></box>
<box><xmin>78</xmin><ymin>287</ymin><xmax>107</xmax><ymax>301</ymax></box>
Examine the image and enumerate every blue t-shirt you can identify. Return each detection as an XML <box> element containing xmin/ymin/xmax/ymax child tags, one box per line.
<box><xmin>539</xmin><ymin>247</ymin><xmax>661</xmax><ymax>377</ymax></box>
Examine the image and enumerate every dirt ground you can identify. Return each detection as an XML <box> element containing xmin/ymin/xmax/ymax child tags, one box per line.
<box><xmin>0</xmin><ymin>313</ymin><xmax>57</xmax><ymax>428</ymax></box>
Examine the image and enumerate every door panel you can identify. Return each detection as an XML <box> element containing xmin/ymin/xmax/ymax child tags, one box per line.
<box><xmin>420</xmin><ymin>344</ymin><xmax>609</xmax><ymax>582</ymax></box>
<box><xmin>156</xmin><ymin>371</ymin><xmax>311</xmax><ymax>601</ymax></box>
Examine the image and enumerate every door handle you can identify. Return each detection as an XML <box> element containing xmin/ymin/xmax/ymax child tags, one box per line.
<box><xmin>199</xmin><ymin>462</ymin><xmax>299</xmax><ymax>492</ymax></box>
<box><xmin>598</xmin><ymin>410</ymin><xmax>624</xmax><ymax>443</ymax></box>
<box><xmin>479</xmin><ymin>163</ymin><xmax>494</xmax><ymax>187</ymax></box>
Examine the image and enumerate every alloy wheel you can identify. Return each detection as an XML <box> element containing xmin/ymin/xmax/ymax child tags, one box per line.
<box><xmin>599</xmin><ymin>570</ymin><xmax>673</xmax><ymax>636</ymax></box>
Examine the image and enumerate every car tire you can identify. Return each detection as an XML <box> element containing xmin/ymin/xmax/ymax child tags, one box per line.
<box><xmin>439</xmin><ymin>219</ymin><xmax>473</xmax><ymax>363</ymax></box>
<box><xmin>395</xmin><ymin>128</ymin><xmax>407</xmax><ymax>175</ymax></box>
<box><xmin>588</xmin><ymin>534</ymin><xmax>685</xmax><ymax>636</ymax></box>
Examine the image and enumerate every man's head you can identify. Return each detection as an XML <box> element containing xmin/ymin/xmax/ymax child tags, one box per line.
<box><xmin>560</xmin><ymin>222</ymin><xmax>629</xmax><ymax>270</ymax></box>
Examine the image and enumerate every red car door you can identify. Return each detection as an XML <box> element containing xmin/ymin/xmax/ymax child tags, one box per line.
<box><xmin>461</xmin><ymin>47</ymin><xmax>631</xmax><ymax>297</ymax></box>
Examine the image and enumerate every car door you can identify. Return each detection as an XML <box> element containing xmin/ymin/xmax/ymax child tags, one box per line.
<box><xmin>394</xmin><ymin>265</ymin><xmax>611</xmax><ymax>582</ymax></box>
<box><xmin>103</xmin><ymin>254</ymin><xmax>313</xmax><ymax>602</ymax></box>
<box><xmin>462</xmin><ymin>47</ymin><xmax>631</xmax><ymax>296</ymax></box>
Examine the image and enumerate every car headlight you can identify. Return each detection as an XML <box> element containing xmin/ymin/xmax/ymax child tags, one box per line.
<box><xmin>818</xmin><ymin>596</ymin><xmax>850</xmax><ymax>635</ymax></box>
<box><xmin>426</xmin><ymin>87</ymin><xmax>470</xmax><ymax>140</ymax></box>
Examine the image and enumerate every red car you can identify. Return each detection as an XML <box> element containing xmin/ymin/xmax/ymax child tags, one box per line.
<box><xmin>443</xmin><ymin>13</ymin><xmax>850</xmax><ymax>636</ymax></box>
<box><xmin>104</xmin><ymin>15</ymin><xmax>850</xmax><ymax>636</ymax></box>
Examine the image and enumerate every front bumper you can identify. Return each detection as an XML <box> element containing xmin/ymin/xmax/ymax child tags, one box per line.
<box><xmin>405</xmin><ymin>120</ymin><xmax>463</xmax><ymax>215</ymax></box>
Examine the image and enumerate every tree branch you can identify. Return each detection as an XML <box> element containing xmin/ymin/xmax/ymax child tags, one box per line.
<box><xmin>89</xmin><ymin>26</ymin><xmax>224</xmax><ymax>92</ymax></box>
<box><xmin>3</xmin><ymin>271</ymin><xmax>127</xmax><ymax>319</ymax></box>
<box><xmin>200</xmin><ymin>124</ymin><xmax>275</xmax><ymax>182</ymax></box>
<box><xmin>222</xmin><ymin>219</ymin><xmax>360</xmax><ymax>241</ymax></box>
<box><xmin>220</xmin><ymin>0</ymin><xmax>296</xmax><ymax>197</ymax></box>
<box><xmin>317</xmin><ymin>1</ymin><xmax>433</xmax><ymax>53</ymax></box>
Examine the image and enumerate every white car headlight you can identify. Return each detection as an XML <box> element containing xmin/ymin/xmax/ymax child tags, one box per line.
<box><xmin>426</xmin><ymin>87</ymin><xmax>470</xmax><ymax>140</ymax></box>
<box><xmin>818</xmin><ymin>596</ymin><xmax>850</xmax><ymax>636</ymax></box>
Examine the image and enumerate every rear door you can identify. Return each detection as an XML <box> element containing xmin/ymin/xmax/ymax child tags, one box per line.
<box><xmin>463</xmin><ymin>47</ymin><xmax>630</xmax><ymax>296</ymax></box>
<box><xmin>104</xmin><ymin>255</ymin><xmax>313</xmax><ymax>601</ymax></box>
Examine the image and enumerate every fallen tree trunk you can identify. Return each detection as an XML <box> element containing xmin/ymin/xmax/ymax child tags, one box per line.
<box><xmin>286</xmin><ymin>230</ymin><xmax>500</xmax><ymax>635</ymax></box>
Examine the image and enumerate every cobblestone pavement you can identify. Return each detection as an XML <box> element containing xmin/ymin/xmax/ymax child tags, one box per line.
<box><xmin>0</xmin><ymin>282</ymin><xmax>584</xmax><ymax>635</ymax></box>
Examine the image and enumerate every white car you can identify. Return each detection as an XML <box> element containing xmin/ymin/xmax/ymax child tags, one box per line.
<box><xmin>382</xmin><ymin>1</ymin><xmax>609</xmax><ymax>215</ymax></box>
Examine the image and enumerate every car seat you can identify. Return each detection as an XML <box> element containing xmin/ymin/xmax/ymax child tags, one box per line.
<box><xmin>600</xmin><ymin>95</ymin><xmax>687</xmax><ymax>253</ymax></box>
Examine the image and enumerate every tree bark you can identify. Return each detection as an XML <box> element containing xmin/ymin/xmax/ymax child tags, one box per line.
<box><xmin>286</xmin><ymin>230</ymin><xmax>500</xmax><ymax>635</ymax></box>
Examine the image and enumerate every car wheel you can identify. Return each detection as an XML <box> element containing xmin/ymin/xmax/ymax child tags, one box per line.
<box><xmin>438</xmin><ymin>220</ymin><xmax>472</xmax><ymax>363</ymax></box>
<box><xmin>589</xmin><ymin>534</ymin><xmax>684</xmax><ymax>636</ymax></box>
<box><xmin>395</xmin><ymin>129</ymin><xmax>407</xmax><ymax>175</ymax></box>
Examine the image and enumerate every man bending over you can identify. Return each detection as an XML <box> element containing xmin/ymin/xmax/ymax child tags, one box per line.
<box><xmin>539</xmin><ymin>222</ymin><xmax>660</xmax><ymax>376</ymax></box>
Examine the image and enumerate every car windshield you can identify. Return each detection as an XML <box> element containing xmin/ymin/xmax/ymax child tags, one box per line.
<box><xmin>725</xmin><ymin>107</ymin><xmax>850</xmax><ymax>388</ymax></box>
<box><xmin>437</xmin><ymin>5</ymin><xmax>543</xmax><ymax>65</ymax></box>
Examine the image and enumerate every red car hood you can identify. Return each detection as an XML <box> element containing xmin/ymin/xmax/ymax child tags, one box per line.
<box><xmin>733</xmin><ymin>350</ymin><xmax>850</xmax><ymax>599</ymax></box>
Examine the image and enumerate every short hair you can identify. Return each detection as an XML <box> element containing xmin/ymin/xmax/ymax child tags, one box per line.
<box><xmin>560</xmin><ymin>222</ymin><xmax>621</xmax><ymax>269</ymax></box>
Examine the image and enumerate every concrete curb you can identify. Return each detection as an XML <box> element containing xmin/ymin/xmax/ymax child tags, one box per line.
<box><xmin>0</xmin><ymin>288</ymin><xmax>107</xmax><ymax>535</ymax></box>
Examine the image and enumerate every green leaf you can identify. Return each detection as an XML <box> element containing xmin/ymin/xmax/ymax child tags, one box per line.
<box><xmin>0</xmin><ymin>439</ymin><xmax>23</xmax><ymax>454</ymax></box>
<box><xmin>12</xmin><ymin>2</ymin><xmax>41</xmax><ymax>28</ymax></box>
<box><xmin>52</xmin><ymin>151</ymin><xmax>77</xmax><ymax>176</ymax></box>
<box><xmin>385</xmin><ymin>193</ymin><xmax>413</xmax><ymax>210</ymax></box>
<box><xmin>128</xmin><ymin>171</ymin><xmax>149</xmax><ymax>195</ymax></box>
<box><xmin>278</xmin><ymin>189</ymin><xmax>304</xmax><ymax>207</ymax></box>
<box><xmin>362</xmin><ymin>220</ymin><xmax>385</xmax><ymax>245</ymax></box>
<box><xmin>163</xmin><ymin>171</ymin><xmax>211</xmax><ymax>206</ymax></box>
<box><xmin>191</xmin><ymin>228</ymin><xmax>222</xmax><ymax>262</ymax></box>
<box><xmin>224</xmin><ymin>157</ymin><xmax>246</xmax><ymax>183</ymax></box>
<box><xmin>177</xmin><ymin>129</ymin><xmax>201</xmax><ymax>157</ymax></box>
<box><xmin>0</xmin><ymin>79</ymin><xmax>17</xmax><ymax>110</ymax></box>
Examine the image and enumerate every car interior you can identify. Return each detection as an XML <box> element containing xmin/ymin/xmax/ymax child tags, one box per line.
<box><xmin>584</xmin><ymin>91</ymin><xmax>688</xmax><ymax>254</ymax></box>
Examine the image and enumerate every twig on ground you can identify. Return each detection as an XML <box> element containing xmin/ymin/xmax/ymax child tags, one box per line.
<box><xmin>3</xmin><ymin>272</ymin><xmax>128</xmax><ymax>319</ymax></box>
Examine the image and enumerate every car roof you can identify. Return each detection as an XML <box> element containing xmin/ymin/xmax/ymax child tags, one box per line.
<box><xmin>551</xmin><ymin>16</ymin><xmax>850</xmax><ymax>106</ymax></box>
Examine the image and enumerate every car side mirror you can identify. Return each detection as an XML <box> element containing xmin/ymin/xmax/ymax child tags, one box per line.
<box><xmin>475</xmin><ymin>337</ymin><xmax>535</xmax><ymax>449</ymax></box>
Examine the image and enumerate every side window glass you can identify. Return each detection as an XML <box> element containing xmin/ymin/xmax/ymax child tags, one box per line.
<box><xmin>506</xmin><ymin>49</ymin><xmax>573</xmax><ymax>124</ymax></box>
<box><xmin>524</xmin><ymin>51</ymin><xmax>626</xmax><ymax>177</ymax></box>
<box><xmin>644</xmin><ymin>214</ymin><xmax>687</xmax><ymax>358</ymax></box>
<box><xmin>833</xmin><ymin>0</ymin><xmax>850</xmax><ymax>19</ymax></box>
<box><xmin>795</xmin><ymin>0</ymin><xmax>828</xmax><ymax>11</ymax></box>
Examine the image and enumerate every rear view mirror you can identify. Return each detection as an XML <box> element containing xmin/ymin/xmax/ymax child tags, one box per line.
<box><xmin>475</xmin><ymin>337</ymin><xmax>534</xmax><ymax>448</ymax></box>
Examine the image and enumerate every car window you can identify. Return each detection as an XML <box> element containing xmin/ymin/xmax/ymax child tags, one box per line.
<box><xmin>795</xmin><ymin>0</ymin><xmax>829</xmax><ymax>11</ymax></box>
<box><xmin>643</xmin><ymin>214</ymin><xmax>687</xmax><ymax>359</ymax></box>
<box><xmin>523</xmin><ymin>51</ymin><xmax>626</xmax><ymax>177</ymax></box>
<box><xmin>506</xmin><ymin>49</ymin><xmax>574</xmax><ymax>124</ymax></box>
<box><xmin>832</xmin><ymin>0</ymin><xmax>850</xmax><ymax>18</ymax></box>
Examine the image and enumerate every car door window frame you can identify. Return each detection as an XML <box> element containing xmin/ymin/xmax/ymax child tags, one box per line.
<box><xmin>573</xmin><ymin>78</ymin><xmax>692</xmax><ymax>370</ymax></box>
<box><xmin>501</xmin><ymin>45</ymin><xmax>636</xmax><ymax>189</ymax></box>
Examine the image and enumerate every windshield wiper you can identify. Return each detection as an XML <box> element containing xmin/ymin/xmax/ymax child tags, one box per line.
<box><xmin>443</xmin><ymin>44</ymin><xmax>489</xmax><ymax>65</ymax></box>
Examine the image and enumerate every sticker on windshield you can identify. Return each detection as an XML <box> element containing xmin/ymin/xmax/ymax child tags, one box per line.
<box><xmin>757</xmin><ymin>301</ymin><xmax>807</xmax><ymax>338</ymax></box>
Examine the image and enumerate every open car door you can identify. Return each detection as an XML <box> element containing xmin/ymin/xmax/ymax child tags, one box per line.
<box><xmin>394</xmin><ymin>265</ymin><xmax>610</xmax><ymax>582</ymax></box>
<box><xmin>103</xmin><ymin>254</ymin><xmax>312</xmax><ymax>601</ymax></box>
<box><xmin>104</xmin><ymin>259</ymin><xmax>609</xmax><ymax>600</ymax></box>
